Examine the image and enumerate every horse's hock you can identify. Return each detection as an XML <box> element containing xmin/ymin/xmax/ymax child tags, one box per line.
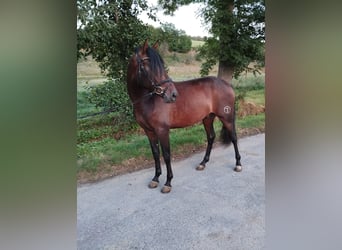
<box><xmin>237</xmin><ymin>100</ymin><xmax>265</xmax><ymax>118</ymax></box>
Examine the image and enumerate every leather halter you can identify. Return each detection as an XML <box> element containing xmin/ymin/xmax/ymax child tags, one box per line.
<box><xmin>136</xmin><ymin>53</ymin><xmax>173</xmax><ymax>98</ymax></box>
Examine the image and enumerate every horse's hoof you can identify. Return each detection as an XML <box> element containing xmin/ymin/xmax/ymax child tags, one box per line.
<box><xmin>234</xmin><ymin>165</ymin><xmax>242</xmax><ymax>172</ymax></box>
<box><xmin>148</xmin><ymin>181</ymin><xmax>159</xmax><ymax>189</ymax></box>
<box><xmin>161</xmin><ymin>185</ymin><xmax>172</xmax><ymax>193</ymax></box>
<box><xmin>196</xmin><ymin>164</ymin><xmax>206</xmax><ymax>171</ymax></box>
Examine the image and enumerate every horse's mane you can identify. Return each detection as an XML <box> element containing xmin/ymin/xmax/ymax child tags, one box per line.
<box><xmin>135</xmin><ymin>46</ymin><xmax>166</xmax><ymax>77</ymax></box>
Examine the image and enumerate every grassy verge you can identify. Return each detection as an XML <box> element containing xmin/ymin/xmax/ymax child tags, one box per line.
<box><xmin>77</xmin><ymin>113</ymin><xmax>264</xmax><ymax>183</ymax></box>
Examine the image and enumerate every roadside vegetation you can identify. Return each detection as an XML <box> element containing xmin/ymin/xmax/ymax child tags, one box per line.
<box><xmin>77</xmin><ymin>41</ymin><xmax>265</xmax><ymax>183</ymax></box>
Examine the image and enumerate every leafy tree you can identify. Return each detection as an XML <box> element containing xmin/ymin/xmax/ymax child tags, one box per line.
<box><xmin>160</xmin><ymin>23</ymin><xmax>192</xmax><ymax>53</ymax></box>
<box><xmin>159</xmin><ymin>0</ymin><xmax>265</xmax><ymax>81</ymax></box>
<box><xmin>77</xmin><ymin>0</ymin><xmax>157</xmax><ymax>117</ymax></box>
<box><xmin>174</xmin><ymin>34</ymin><xmax>192</xmax><ymax>53</ymax></box>
<box><xmin>77</xmin><ymin>0</ymin><xmax>154</xmax><ymax>81</ymax></box>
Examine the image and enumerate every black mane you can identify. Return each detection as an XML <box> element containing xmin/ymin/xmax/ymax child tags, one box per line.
<box><xmin>146</xmin><ymin>47</ymin><xmax>167</xmax><ymax>76</ymax></box>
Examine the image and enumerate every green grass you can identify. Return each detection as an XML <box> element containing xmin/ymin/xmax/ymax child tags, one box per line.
<box><xmin>244</xmin><ymin>89</ymin><xmax>265</xmax><ymax>105</ymax></box>
<box><xmin>237</xmin><ymin>113</ymin><xmax>265</xmax><ymax>128</ymax></box>
<box><xmin>233</xmin><ymin>73</ymin><xmax>265</xmax><ymax>87</ymax></box>
<box><xmin>77</xmin><ymin>112</ymin><xmax>265</xmax><ymax>172</ymax></box>
<box><xmin>77</xmin><ymin>91</ymin><xmax>101</xmax><ymax>118</ymax></box>
<box><xmin>191</xmin><ymin>40</ymin><xmax>205</xmax><ymax>48</ymax></box>
<box><xmin>77</xmin><ymin>135</ymin><xmax>151</xmax><ymax>171</ymax></box>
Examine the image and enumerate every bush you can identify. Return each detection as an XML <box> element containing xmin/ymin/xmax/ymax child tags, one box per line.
<box><xmin>86</xmin><ymin>80</ymin><xmax>134</xmax><ymax>123</ymax></box>
<box><xmin>169</xmin><ymin>35</ymin><xmax>192</xmax><ymax>53</ymax></box>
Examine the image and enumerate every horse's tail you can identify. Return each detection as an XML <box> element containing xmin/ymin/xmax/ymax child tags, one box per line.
<box><xmin>220</xmin><ymin>125</ymin><xmax>232</xmax><ymax>146</ymax></box>
<box><xmin>220</xmin><ymin>100</ymin><xmax>237</xmax><ymax>146</ymax></box>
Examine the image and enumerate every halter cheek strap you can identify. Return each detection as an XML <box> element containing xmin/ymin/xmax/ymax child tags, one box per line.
<box><xmin>136</xmin><ymin>53</ymin><xmax>173</xmax><ymax>97</ymax></box>
<box><xmin>152</xmin><ymin>78</ymin><xmax>173</xmax><ymax>97</ymax></box>
<box><xmin>131</xmin><ymin>78</ymin><xmax>173</xmax><ymax>106</ymax></box>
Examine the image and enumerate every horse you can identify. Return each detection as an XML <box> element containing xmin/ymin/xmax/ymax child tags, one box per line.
<box><xmin>126</xmin><ymin>40</ymin><xmax>242</xmax><ymax>193</ymax></box>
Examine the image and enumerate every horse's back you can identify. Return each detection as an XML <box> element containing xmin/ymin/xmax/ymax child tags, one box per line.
<box><xmin>174</xmin><ymin>76</ymin><xmax>235</xmax><ymax>101</ymax></box>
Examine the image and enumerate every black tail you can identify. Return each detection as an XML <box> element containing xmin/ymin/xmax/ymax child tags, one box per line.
<box><xmin>220</xmin><ymin>125</ymin><xmax>232</xmax><ymax>146</ymax></box>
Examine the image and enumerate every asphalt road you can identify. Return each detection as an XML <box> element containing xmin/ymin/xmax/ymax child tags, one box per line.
<box><xmin>77</xmin><ymin>133</ymin><xmax>265</xmax><ymax>250</ymax></box>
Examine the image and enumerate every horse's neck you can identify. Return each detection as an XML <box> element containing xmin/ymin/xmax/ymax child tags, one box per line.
<box><xmin>128</xmin><ymin>79</ymin><xmax>151</xmax><ymax>101</ymax></box>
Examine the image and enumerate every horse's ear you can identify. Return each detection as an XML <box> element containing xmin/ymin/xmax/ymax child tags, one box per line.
<box><xmin>152</xmin><ymin>40</ymin><xmax>160</xmax><ymax>49</ymax></box>
<box><xmin>142</xmin><ymin>39</ymin><xmax>149</xmax><ymax>54</ymax></box>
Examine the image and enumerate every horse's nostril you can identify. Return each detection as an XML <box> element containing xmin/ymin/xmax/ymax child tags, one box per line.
<box><xmin>172</xmin><ymin>91</ymin><xmax>178</xmax><ymax>98</ymax></box>
<box><xmin>171</xmin><ymin>93</ymin><xmax>177</xmax><ymax>101</ymax></box>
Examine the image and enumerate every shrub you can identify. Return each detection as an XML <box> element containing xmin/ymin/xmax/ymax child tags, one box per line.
<box><xmin>86</xmin><ymin>80</ymin><xmax>134</xmax><ymax>124</ymax></box>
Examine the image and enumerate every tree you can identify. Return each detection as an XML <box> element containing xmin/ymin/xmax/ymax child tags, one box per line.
<box><xmin>77</xmin><ymin>0</ymin><xmax>154</xmax><ymax>81</ymax></box>
<box><xmin>159</xmin><ymin>0</ymin><xmax>265</xmax><ymax>82</ymax></box>
<box><xmin>77</xmin><ymin>0</ymin><xmax>156</xmax><ymax>118</ymax></box>
<box><xmin>159</xmin><ymin>23</ymin><xmax>192</xmax><ymax>53</ymax></box>
<box><xmin>77</xmin><ymin>1</ymin><xmax>192</xmax><ymax>115</ymax></box>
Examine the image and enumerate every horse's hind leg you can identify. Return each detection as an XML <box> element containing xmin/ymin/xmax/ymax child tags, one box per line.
<box><xmin>196</xmin><ymin>113</ymin><xmax>216</xmax><ymax>171</ymax></box>
<box><xmin>219</xmin><ymin>117</ymin><xmax>242</xmax><ymax>172</ymax></box>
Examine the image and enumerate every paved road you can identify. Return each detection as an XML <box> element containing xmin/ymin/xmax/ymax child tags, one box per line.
<box><xmin>77</xmin><ymin>133</ymin><xmax>265</xmax><ymax>250</ymax></box>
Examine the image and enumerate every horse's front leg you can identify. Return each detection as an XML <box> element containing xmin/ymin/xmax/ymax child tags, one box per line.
<box><xmin>157</xmin><ymin>129</ymin><xmax>173</xmax><ymax>193</ymax></box>
<box><xmin>145</xmin><ymin>130</ymin><xmax>161</xmax><ymax>189</ymax></box>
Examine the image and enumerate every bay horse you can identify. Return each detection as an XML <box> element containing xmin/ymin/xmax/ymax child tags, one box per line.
<box><xmin>127</xmin><ymin>40</ymin><xmax>242</xmax><ymax>193</ymax></box>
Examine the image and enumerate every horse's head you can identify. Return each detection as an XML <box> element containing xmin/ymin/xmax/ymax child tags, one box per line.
<box><xmin>131</xmin><ymin>40</ymin><xmax>178</xmax><ymax>103</ymax></box>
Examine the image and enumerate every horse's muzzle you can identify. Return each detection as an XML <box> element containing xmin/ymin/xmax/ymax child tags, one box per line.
<box><xmin>164</xmin><ymin>89</ymin><xmax>178</xmax><ymax>103</ymax></box>
<box><xmin>169</xmin><ymin>90</ymin><xmax>178</xmax><ymax>102</ymax></box>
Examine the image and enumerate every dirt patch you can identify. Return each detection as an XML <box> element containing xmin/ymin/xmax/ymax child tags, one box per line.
<box><xmin>77</xmin><ymin>127</ymin><xmax>265</xmax><ymax>185</ymax></box>
<box><xmin>237</xmin><ymin>100</ymin><xmax>265</xmax><ymax>118</ymax></box>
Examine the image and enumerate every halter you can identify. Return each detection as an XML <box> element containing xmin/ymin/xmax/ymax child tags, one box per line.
<box><xmin>136</xmin><ymin>52</ymin><xmax>173</xmax><ymax>98</ymax></box>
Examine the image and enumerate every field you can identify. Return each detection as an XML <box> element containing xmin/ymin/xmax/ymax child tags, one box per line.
<box><xmin>77</xmin><ymin>48</ymin><xmax>265</xmax><ymax>183</ymax></box>
<box><xmin>191</xmin><ymin>40</ymin><xmax>205</xmax><ymax>48</ymax></box>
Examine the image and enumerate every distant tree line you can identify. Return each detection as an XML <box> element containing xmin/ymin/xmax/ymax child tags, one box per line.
<box><xmin>147</xmin><ymin>23</ymin><xmax>192</xmax><ymax>54</ymax></box>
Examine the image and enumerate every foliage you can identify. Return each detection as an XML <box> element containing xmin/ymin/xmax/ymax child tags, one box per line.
<box><xmin>77</xmin><ymin>1</ymin><xmax>192</xmax><ymax>114</ymax></box>
<box><xmin>77</xmin><ymin>1</ymin><xmax>193</xmax><ymax>81</ymax></box>
<box><xmin>147</xmin><ymin>23</ymin><xmax>192</xmax><ymax>53</ymax></box>
<box><xmin>86</xmin><ymin>79</ymin><xmax>134</xmax><ymax>123</ymax></box>
<box><xmin>160</xmin><ymin>23</ymin><xmax>192</xmax><ymax>53</ymax></box>
<box><xmin>77</xmin><ymin>0</ymin><xmax>154</xmax><ymax>81</ymax></box>
<box><xmin>159</xmin><ymin>0</ymin><xmax>265</xmax><ymax>78</ymax></box>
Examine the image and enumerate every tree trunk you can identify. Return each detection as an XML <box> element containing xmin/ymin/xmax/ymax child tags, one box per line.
<box><xmin>217</xmin><ymin>0</ymin><xmax>235</xmax><ymax>83</ymax></box>
<box><xmin>218</xmin><ymin>61</ymin><xmax>234</xmax><ymax>83</ymax></box>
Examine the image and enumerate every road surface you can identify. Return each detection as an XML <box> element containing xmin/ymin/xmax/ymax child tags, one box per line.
<box><xmin>78</xmin><ymin>133</ymin><xmax>265</xmax><ymax>250</ymax></box>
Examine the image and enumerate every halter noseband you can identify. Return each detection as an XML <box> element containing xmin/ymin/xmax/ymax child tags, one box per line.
<box><xmin>136</xmin><ymin>53</ymin><xmax>173</xmax><ymax>98</ymax></box>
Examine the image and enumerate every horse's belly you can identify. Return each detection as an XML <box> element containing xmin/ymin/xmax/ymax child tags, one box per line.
<box><xmin>169</xmin><ymin>105</ymin><xmax>211</xmax><ymax>128</ymax></box>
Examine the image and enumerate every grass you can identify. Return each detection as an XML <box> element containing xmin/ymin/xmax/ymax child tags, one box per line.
<box><xmin>77</xmin><ymin>91</ymin><xmax>101</xmax><ymax>118</ymax></box>
<box><xmin>77</xmin><ymin>51</ymin><xmax>265</xmax><ymax>182</ymax></box>
<box><xmin>77</xmin><ymin>113</ymin><xmax>265</xmax><ymax>173</ymax></box>
<box><xmin>191</xmin><ymin>40</ymin><xmax>205</xmax><ymax>48</ymax></box>
<box><xmin>237</xmin><ymin>113</ymin><xmax>265</xmax><ymax>129</ymax></box>
<box><xmin>244</xmin><ymin>89</ymin><xmax>265</xmax><ymax>106</ymax></box>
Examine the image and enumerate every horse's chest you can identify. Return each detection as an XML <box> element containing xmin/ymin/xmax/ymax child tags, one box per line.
<box><xmin>134</xmin><ymin>106</ymin><xmax>169</xmax><ymax>129</ymax></box>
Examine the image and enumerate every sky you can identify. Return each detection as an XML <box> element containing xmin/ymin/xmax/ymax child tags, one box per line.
<box><xmin>139</xmin><ymin>0</ymin><xmax>210</xmax><ymax>37</ymax></box>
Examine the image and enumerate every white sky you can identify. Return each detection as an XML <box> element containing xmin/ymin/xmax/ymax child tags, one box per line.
<box><xmin>139</xmin><ymin>0</ymin><xmax>210</xmax><ymax>37</ymax></box>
